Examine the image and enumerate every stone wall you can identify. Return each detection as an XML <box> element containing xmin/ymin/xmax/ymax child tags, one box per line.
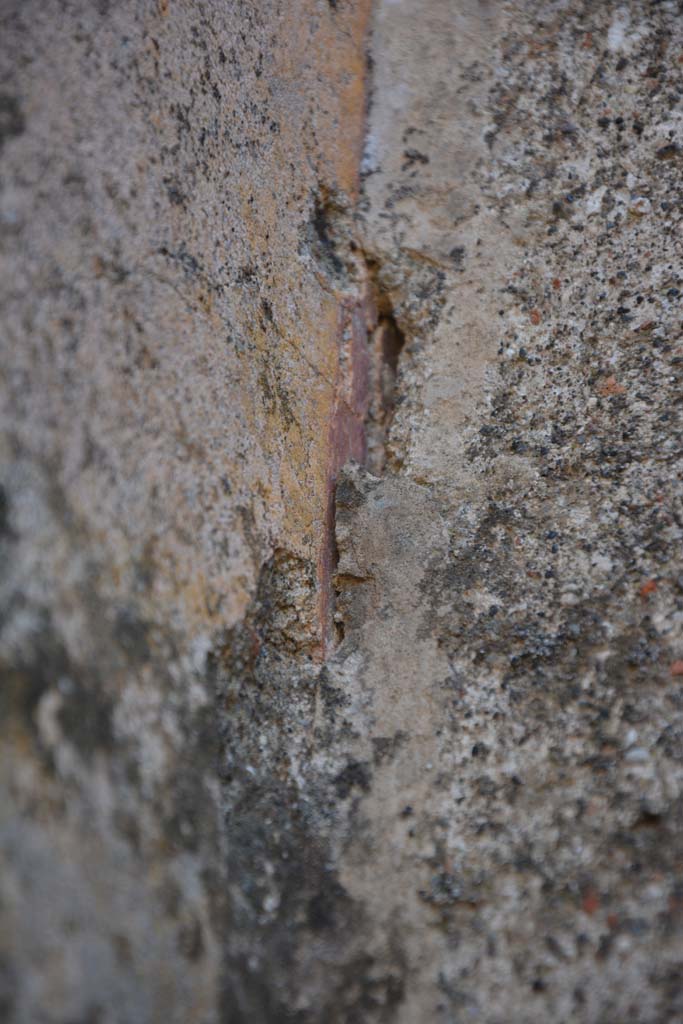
<box><xmin>2</xmin><ymin>1</ymin><xmax>683</xmax><ymax>1021</ymax></box>
<box><xmin>0</xmin><ymin>1</ymin><xmax>371</xmax><ymax>1019</ymax></box>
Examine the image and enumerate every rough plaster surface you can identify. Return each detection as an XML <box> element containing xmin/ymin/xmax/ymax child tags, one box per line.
<box><xmin>0</xmin><ymin>0</ymin><xmax>371</xmax><ymax>1019</ymax></box>
<box><xmin>2</xmin><ymin>0</ymin><xmax>683</xmax><ymax>1022</ymax></box>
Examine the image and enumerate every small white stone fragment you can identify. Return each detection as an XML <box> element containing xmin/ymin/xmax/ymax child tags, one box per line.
<box><xmin>624</xmin><ymin>747</ymin><xmax>649</xmax><ymax>763</ymax></box>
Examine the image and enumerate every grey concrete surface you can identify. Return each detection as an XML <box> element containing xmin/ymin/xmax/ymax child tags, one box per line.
<box><xmin>2</xmin><ymin>1</ymin><xmax>683</xmax><ymax>1021</ymax></box>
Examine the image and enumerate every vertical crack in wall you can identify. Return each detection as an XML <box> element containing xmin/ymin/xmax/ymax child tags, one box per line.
<box><xmin>211</xmin><ymin>12</ymin><xmax>392</xmax><ymax>1014</ymax></box>
<box><xmin>213</xmin><ymin>190</ymin><xmax>419</xmax><ymax>1015</ymax></box>
<box><xmin>312</xmin><ymin>192</ymin><xmax>408</xmax><ymax>657</ymax></box>
<box><xmin>362</xmin><ymin>258</ymin><xmax>406</xmax><ymax>477</ymax></box>
<box><xmin>213</xmin><ymin>5</ymin><xmax>448</xmax><ymax>1013</ymax></box>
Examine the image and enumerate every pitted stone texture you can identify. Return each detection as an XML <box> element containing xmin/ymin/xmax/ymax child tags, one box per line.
<box><xmin>0</xmin><ymin>1</ymin><xmax>370</xmax><ymax>1021</ymax></box>
<box><xmin>3</xmin><ymin>0</ymin><xmax>683</xmax><ymax>1022</ymax></box>
<box><xmin>327</xmin><ymin>1</ymin><xmax>683</xmax><ymax>1020</ymax></box>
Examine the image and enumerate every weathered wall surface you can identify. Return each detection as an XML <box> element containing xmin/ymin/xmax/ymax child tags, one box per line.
<box><xmin>0</xmin><ymin>0</ymin><xmax>372</xmax><ymax>1020</ymax></box>
<box><xmin>2</xmin><ymin>0</ymin><xmax>683</xmax><ymax>1022</ymax></box>
<box><xmin>331</xmin><ymin>1</ymin><xmax>683</xmax><ymax>1020</ymax></box>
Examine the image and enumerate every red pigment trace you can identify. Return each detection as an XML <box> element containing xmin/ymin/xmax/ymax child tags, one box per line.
<box><xmin>317</xmin><ymin>284</ymin><xmax>376</xmax><ymax>658</ymax></box>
